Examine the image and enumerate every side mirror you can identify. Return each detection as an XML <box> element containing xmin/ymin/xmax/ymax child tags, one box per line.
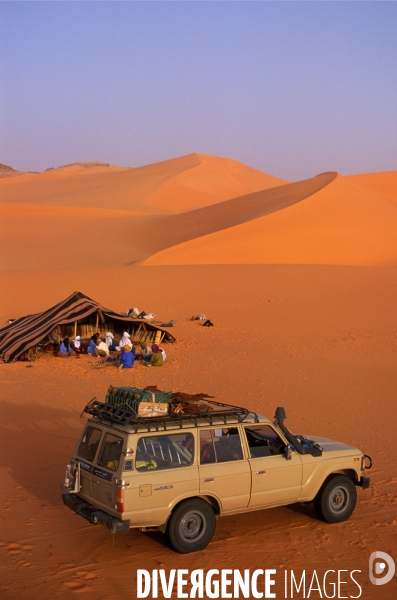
<box><xmin>284</xmin><ymin>445</ymin><xmax>292</xmax><ymax>460</ymax></box>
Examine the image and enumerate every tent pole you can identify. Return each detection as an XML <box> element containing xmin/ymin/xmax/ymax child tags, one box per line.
<box><xmin>95</xmin><ymin>311</ymin><xmax>99</xmax><ymax>332</ymax></box>
<box><xmin>74</xmin><ymin>321</ymin><xmax>77</xmax><ymax>338</ymax></box>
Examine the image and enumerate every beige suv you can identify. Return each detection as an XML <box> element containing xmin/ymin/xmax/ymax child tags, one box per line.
<box><xmin>62</xmin><ymin>398</ymin><xmax>371</xmax><ymax>553</ymax></box>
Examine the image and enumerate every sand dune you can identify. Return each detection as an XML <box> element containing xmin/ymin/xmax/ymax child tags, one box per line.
<box><xmin>0</xmin><ymin>170</ymin><xmax>337</xmax><ymax>270</ymax></box>
<box><xmin>146</xmin><ymin>153</ymin><xmax>286</xmax><ymax>212</ymax></box>
<box><xmin>0</xmin><ymin>153</ymin><xmax>285</xmax><ymax>213</ymax></box>
<box><xmin>145</xmin><ymin>173</ymin><xmax>397</xmax><ymax>266</ymax></box>
<box><xmin>1</xmin><ymin>155</ymin><xmax>396</xmax><ymax>271</ymax></box>
<box><xmin>129</xmin><ymin>172</ymin><xmax>337</xmax><ymax>260</ymax></box>
<box><xmin>345</xmin><ymin>170</ymin><xmax>397</xmax><ymax>207</ymax></box>
<box><xmin>0</xmin><ymin>153</ymin><xmax>287</xmax><ymax>270</ymax></box>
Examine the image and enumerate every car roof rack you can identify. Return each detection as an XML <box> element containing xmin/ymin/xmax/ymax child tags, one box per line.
<box><xmin>81</xmin><ymin>398</ymin><xmax>261</xmax><ymax>432</ymax></box>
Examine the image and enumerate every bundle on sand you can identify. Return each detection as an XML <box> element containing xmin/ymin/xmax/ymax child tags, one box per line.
<box><xmin>144</xmin><ymin>386</ymin><xmax>215</xmax><ymax>414</ymax></box>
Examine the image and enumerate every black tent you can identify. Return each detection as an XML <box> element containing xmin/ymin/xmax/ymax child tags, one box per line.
<box><xmin>0</xmin><ymin>291</ymin><xmax>175</xmax><ymax>362</ymax></box>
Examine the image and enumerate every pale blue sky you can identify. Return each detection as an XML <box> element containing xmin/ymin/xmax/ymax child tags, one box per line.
<box><xmin>1</xmin><ymin>1</ymin><xmax>396</xmax><ymax>180</ymax></box>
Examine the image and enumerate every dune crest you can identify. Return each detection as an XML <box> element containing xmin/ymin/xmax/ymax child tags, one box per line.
<box><xmin>1</xmin><ymin>153</ymin><xmax>395</xmax><ymax>270</ymax></box>
<box><xmin>144</xmin><ymin>174</ymin><xmax>397</xmax><ymax>266</ymax></box>
<box><xmin>0</xmin><ymin>153</ymin><xmax>285</xmax><ymax>213</ymax></box>
<box><xmin>147</xmin><ymin>153</ymin><xmax>287</xmax><ymax>212</ymax></box>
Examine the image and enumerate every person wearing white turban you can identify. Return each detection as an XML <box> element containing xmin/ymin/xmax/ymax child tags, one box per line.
<box><xmin>116</xmin><ymin>331</ymin><xmax>131</xmax><ymax>351</ymax></box>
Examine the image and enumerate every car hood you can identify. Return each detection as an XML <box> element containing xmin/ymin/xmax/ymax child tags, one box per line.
<box><xmin>306</xmin><ymin>435</ymin><xmax>360</xmax><ymax>454</ymax></box>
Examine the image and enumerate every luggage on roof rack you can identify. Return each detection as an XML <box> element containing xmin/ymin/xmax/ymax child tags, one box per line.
<box><xmin>81</xmin><ymin>397</ymin><xmax>259</xmax><ymax>433</ymax></box>
<box><xmin>106</xmin><ymin>385</ymin><xmax>172</xmax><ymax>417</ymax></box>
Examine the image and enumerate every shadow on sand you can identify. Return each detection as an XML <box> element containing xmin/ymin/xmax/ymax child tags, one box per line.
<box><xmin>0</xmin><ymin>401</ymin><xmax>84</xmax><ymax>506</ymax></box>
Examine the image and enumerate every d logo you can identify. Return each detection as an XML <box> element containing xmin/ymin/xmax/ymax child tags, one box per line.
<box><xmin>369</xmin><ymin>552</ymin><xmax>395</xmax><ymax>585</ymax></box>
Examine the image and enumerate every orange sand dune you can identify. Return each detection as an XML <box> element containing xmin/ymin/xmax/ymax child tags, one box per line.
<box><xmin>345</xmin><ymin>170</ymin><xmax>397</xmax><ymax>206</ymax></box>
<box><xmin>0</xmin><ymin>171</ymin><xmax>333</xmax><ymax>270</ymax></box>
<box><xmin>1</xmin><ymin>155</ymin><xmax>396</xmax><ymax>272</ymax></box>
<box><xmin>145</xmin><ymin>174</ymin><xmax>397</xmax><ymax>266</ymax></box>
<box><xmin>0</xmin><ymin>153</ymin><xmax>286</xmax><ymax>213</ymax></box>
<box><xmin>147</xmin><ymin>153</ymin><xmax>286</xmax><ymax>212</ymax></box>
<box><xmin>131</xmin><ymin>172</ymin><xmax>337</xmax><ymax>260</ymax></box>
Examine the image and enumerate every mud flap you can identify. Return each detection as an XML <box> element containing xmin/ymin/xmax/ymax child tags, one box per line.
<box><xmin>358</xmin><ymin>476</ymin><xmax>370</xmax><ymax>489</ymax></box>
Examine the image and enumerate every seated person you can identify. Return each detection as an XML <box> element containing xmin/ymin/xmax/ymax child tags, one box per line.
<box><xmin>105</xmin><ymin>331</ymin><xmax>117</xmax><ymax>351</ymax></box>
<box><xmin>117</xmin><ymin>343</ymin><xmax>135</xmax><ymax>369</ymax></box>
<box><xmin>87</xmin><ymin>334</ymin><xmax>99</xmax><ymax>355</ymax></box>
<box><xmin>145</xmin><ymin>344</ymin><xmax>163</xmax><ymax>367</ymax></box>
<box><xmin>94</xmin><ymin>337</ymin><xmax>110</xmax><ymax>358</ymax></box>
<box><xmin>138</xmin><ymin>342</ymin><xmax>152</xmax><ymax>361</ymax></box>
<box><xmin>58</xmin><ymin>337</ymin><xmax>74</xmax><ymax>357</ymax></box>
<box><xmin>159</xmin><ymin>347</ymin><xmax>166</xmax><ymax>362</ymax></box>
<box><xmin>116</xmin><ymin>331</ymin><xmax>131</xmax><ymax>351</ymax></box>
<box><xmin>71</xmin><ymin>335</ymin><xmax>81</xmax><ymax>357</ymax></box>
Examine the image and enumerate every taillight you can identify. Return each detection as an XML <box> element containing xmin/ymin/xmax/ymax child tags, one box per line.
<box><xmin>116</xmin><ymin>488</ymin><xmax>124</xmax><ymax>513</ymax></box>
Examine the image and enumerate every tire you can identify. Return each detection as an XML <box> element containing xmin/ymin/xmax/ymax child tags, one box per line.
<box><xmin>166</xmin><ymin>499</ymin><xmax>216</xmax><ymax>554</ymax></box>
<box><xmin>314</xmin><ymin>475</ymin><xmax>357</xmax><ymax>523</ymax></box>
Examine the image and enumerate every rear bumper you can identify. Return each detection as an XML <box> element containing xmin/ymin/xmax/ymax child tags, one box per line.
<box><xmin>358</xmin><ymin>476</ymin><xmax>371</xmax><ymax>489</ymax></box>
<box><xmin>62</xmin><ymin>493</ymin><xmax>130</xmax><ymax>533</ymax></box>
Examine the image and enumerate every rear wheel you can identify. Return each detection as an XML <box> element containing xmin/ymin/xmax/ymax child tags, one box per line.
<box><xmin>166</xmin><ymin>499</ymin><xmax>216</xmax><ymax>553</ymax></box>
<box><xmin>314</xmin><ymin>475</ymin><xmax>357</xmax><ymax>523</ymax></box>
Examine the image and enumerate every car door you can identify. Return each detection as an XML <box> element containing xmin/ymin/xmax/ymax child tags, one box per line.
<box><xmin>242</xmin><ymin>424</ymin><xmax>302</xmax><ymax>507</ymax></box>
<box><xmin>198</xmin><ymin>427</ymin><xmax>251</xmax><ymax>512</ymax></box>
<box><xmin>73</xmin><ymin>424</ymin><xmax>104</xmax><ymax>503</ymax></box>
<box><xmin>91</xmin><ymin>431</ymin><xmax>126</xmax><ymax>515</ymax></box>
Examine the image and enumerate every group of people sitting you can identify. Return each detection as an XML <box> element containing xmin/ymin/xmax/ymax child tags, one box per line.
<box><xmin>58</xmin><ymin>336</ymin><xmax>82</xmax><ymax>358</ymax></box>
<box><xmin>58</xmin><ymin>331</ymin><xmax>165</xmax><ymax>369</ymax></box>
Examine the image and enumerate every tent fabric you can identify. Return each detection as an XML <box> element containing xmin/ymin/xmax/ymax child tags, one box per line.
<box><xmin>0</xmin><ymin>291</ymin><xmax>175</xmax><ymax>362</ymax></box>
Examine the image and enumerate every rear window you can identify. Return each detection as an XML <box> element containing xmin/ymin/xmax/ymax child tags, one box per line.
<box><xmin>97</xmin><ymin>433</ymin><xmax>124</xmax><ymax>472</ymax></box>
<box><xmin>77</xmin><ymin>426</ymin><xmax>102</xmax><ymax>462</ymax></box>
<box><xmin>136</xmin><ymin>433</ymin><xmax>194</xmax><ymax>471</ymax></box>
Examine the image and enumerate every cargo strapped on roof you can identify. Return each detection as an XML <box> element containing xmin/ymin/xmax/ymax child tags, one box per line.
<box><xmin>81</xmin><ymin>398</ymin><xmax>260</xmax><ymax>433</ymax></box>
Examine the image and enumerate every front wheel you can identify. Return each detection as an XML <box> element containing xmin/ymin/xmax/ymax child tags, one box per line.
<box><xmin>314</xmin><ymin>475</ymin><xmax>357</xmax><ymax>523</ymax></box>
<box><xmin>166</xmin><ymin>499</ymin><xmax>216</xmax><ymax>553</ymax></box>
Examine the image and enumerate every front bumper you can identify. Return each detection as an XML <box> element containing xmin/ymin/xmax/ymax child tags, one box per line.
<box><xmin>62</xmin><ymin>493</ymin><xmax>130</xmax><ymax>533</ymax></box>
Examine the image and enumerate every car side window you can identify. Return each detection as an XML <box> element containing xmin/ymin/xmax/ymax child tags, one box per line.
<box><xmin>244</xmin><ymin>425</ymin><xmax>285</xmax><ymax>458</ymax></box>
<box><xmin>136</xmin><ymin>433</ymin><xmax>194</xmax><ymax>472</ymax></box>
<box><xmin>77</xmin><ymin>426</ymin><xmax>102</xmax><ymax>462</ymax></box>
<box><xmin>199</xmin><ymin>428</ymin><xmax>243</xmax><ymax>464</ymax></box>
<box><xmin>97</xmin><ymin>433</ymin><xmax>124</xmax><ymax>472</ymax></box>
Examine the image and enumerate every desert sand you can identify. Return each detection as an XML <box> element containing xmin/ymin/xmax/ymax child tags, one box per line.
<box><xmin>0</xmin><ymin>155</ymin><xmax>396</xmax><ymax>599</ymax></box>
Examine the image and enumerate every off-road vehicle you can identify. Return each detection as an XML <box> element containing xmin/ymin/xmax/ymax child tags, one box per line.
<box><xmin>62</xmin><ymin>388</ymin><xmax>371</xmax><ymax>553</ymax></box>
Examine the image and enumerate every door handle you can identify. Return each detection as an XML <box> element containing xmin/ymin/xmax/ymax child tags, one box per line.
<box><xmin>256</xmin><ymin>470</ymin><xmax>266</xmax><ymax>475</ymax></box>
<box><xmin>204</xmin><ymin>478</ymin><xmax>214</xmax><ymax>482</ymax></box>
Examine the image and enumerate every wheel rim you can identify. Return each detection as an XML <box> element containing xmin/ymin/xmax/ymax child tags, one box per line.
<box><xmin>328</xmin><ymin>485</ymin><xmax>350</xmax><ymax>514</ymax></box>
<box><xmin>179</xmin><ymin>510</ymin><xmax>206</xmax><ymax>543</ymax></box>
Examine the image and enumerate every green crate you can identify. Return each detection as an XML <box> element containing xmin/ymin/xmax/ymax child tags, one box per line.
<box><xmin>105</xmin><ymin>386</ymin><xmax>172</xmax><ymax>414</ymax></box>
